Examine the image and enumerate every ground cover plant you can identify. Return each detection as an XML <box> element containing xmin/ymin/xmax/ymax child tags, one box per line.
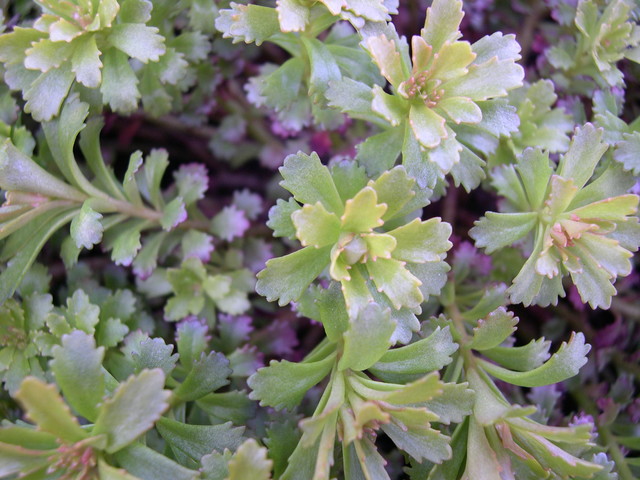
<box><xmin>0</xmin><ymin>0</ymin><xmax>639</xmax><ymax>478</ymax></box>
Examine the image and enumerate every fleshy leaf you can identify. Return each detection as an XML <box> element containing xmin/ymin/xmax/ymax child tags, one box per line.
<box><xmin>470</xmin><ymin>212</ymin><xmax>538</xmax><ymax>254</ymax></box>
<box><xmin>467</xmin><ymin>308</ymin><xmax>518</xmax><ymax>351</ymax></box>
<box><xmin>50</xmin><ymin>330</ymin><xmax>105</xmax><ymax>422</ymax></box>
<box><xmin>292</xmin><ymin>202</ymin><xmax>340</xmax><ymax>248</ymax></box>
<box><xmin>173</xmin><ymin>352</ymin><xmax>232</xmax><ymax>402</ymax></box>
<box><xmin>227</xmin><ymin>438</ymin><xmax>273</xmax><ymax>480</ymax></box>
<box><xmin>93</xmin><ymin>369</ymin><xmax>170</xmax><ymax>453</ymax></box>
<box><xmin>279</xmin><ymin>152</ymin><xmax>344</xmax><ymax>215</ymax></box>
<box><xmin>256</xmin><ymin>245</ymin><xmax>332</xmax><ymax>306</ymax></box>
<box><xmin>478</xmin><ymin>332</ymin><xmax>590</xmax><ymax>387</ymax></box>
<box><xmin>108</xmin><ymin>24</ymin><xmax>165</xmax><ymax>63</ymax></box>
<box><xmin>70</xmin><ymin>201</ymin><xmax>103</xmax><ymax>249</ymax></box>
<box><xmin>157</xmin><ymin>417</ymin><xmax>244</xmax><ymax>463</ymax></box>
<box><xmin>15</xmin><ymin>377</ymin><xmax>88</xmax><ymax>442</ymax></box>
<box><xmin>338</xmin><ymin>303</ymin><xmax>396</xmax><ymax>372</ymax></box>
<box><xmin>248</xmin><ymin>349</ymin><xmax>336</xmax><ymax>410</ymax></box>
<box><xmin>370</xmin><ymin>326</ymin><xmax>457</xmax><ymax>382</ymax></box>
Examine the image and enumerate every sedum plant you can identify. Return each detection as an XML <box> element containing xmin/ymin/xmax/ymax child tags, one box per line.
<box><xmin>0</xmin><ymin>0</ymin><xmax>165</xmax><ymax>120</ymax></box>
<box><xmin>471</xmin><ymin>123</ymin><xmax>640</xmax><ymax>308</ymax></box>
<box><xmin>0</xmin><ymin>0</ymin><xmax>638</xmax><ymax>478</ymax></box>
<box><xmin>327</xmin><ymin>0</ymin><xmax>524</xmax><ymax>190</ymax></box>
<box><xmin>256</xmin><ymin>152</ymin><xmax>451</xmax><ymax>342</ymax></box>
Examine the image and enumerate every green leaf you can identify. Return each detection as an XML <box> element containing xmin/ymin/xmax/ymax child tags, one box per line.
<box><xmin>227</xmin><ymin>438</ymin><xmax>273</xmax><ymax>480</ymax></box>
<box><xmin>267</xmin><ymin>198</ymin><xmax>300</xmax><ymax>239</ymax></box>
<box><xmin>355</xmin><ymin>128</ymin><xmax>404</xmax><ymax>177</ymax></box>
<box><xmin>15</xmin><ymin>377</ymin><xmax>88</xmax><ymax>442</ymax></box>
<box><xmin>175</xmin><ymin>319</ymin><xmax>209</xmax><ymax>370</ymax></box>
<box><xmin>570</xmin><ymin>194</ymin><xmax>638</xmax><ymax>221</ymax></box>
<box><xmin>409</xmin><ymin>103</ymin><xmax>447</xmax><ymax>149</ymax></box>
<box><xmin>420</xmin><ymin>0</ymin><xmax>463</xmax><ymax>52</ymax></box>
<box><xmin>132</xmin><ymin>232</ymin><xmax>166</xmax><ymax>278</ymax></box>
<box><xmin>0</xmin><ymin>208</ymin><xmax>77</xmax><ymax>304</ymax></box>
<box><xmin>388</xmin><ymin>218</ymin><xmax>452</xmax><ymax>263</ymax></box>
<box><xmin>472</xmin><ymin>31</ymin><xmax>522</xmax><ymax>64</ymax></box>
<box><xmin>330</xmin><ymin>160</ymin><xmax>369</xmax><ymax>204</ymax></box>
<box><xmin>444</xmin><ymin>56</ymin><xmax>524</xmax><ymax>101</ymax></box>
<box><xmin>292</xmin><ymin>202</ymin><xmax>340</xmax><ymax>248</ymax></box>
<box><xmin>50</xmin><ymin>330</ymin><xmax>105</xmax><ymax>422</ymax></box>
<box><xmin>108</xmin><ymin>220</ymin><xmax>144</xmax><ymax>267</ymax></box>
<box><xmin>101</xmin><ymin>49</ymin><xmax>140</xmax><ymax>113</ymax></box>
<box><xmin>366</xmin><ymin>257</ymin><xmax>423</xmax><ymax>310</ymax></box>
<box><xmin>468</xmin><ymin>308</ymin><xmax>518</xmax><ymax>351</ymax></box>
<box><xmin>260</xmin><ymin>58</ymin><xmax>304</xmax><ymax>111</ymax></box>
<box><xmin>256</xmin><ymin>245</ymin><xmax>332</xmax><ymax>306</ymax></box>
<box><xmin>108</xmin><ymin>24</ymin><xmax>165</xmax><ymax>63</ymax></box>
<box><xmin>371</xmin><ymin>84</ymin><xmax>406</xmax><ymax>127</ymax></box>
<box><xmin>464</xmin><ymin>416</ymin><xmax>502</xmax><ymax>480</ymax></box>
<box><xmin>450</xmin><ymin>145</ymin><xmax>486</xmax><ymax>192</ymax></box>
<box><xmin>248</xmin><ymin>349</ymin><xmax>336</xmax><ymax>410</ymax></box>
<box><xmin>438</xmin><ymin>97</ymin><xmax>482</xmax><ymax>124</ymax></box>
<box><xmin>423</xmin><ymin>382</ymin><xmax>475</xmax><ymax>424</ymax></box>
<box><xmin>369</xmin><ymin>166</ymin><xmax>423</xmax><ymax>222</ymax></box>
<box><xmin>115</xmin><ymin>443</ymin><xmax>199</xmax><ymax>480</ymax></box>
<box><xmin>382</xmin><ymin>414</ymin><xmax>451</xmax><ymax>464</ymax></box>
<box><xmin>70</xmin><ymin>201</ymin><xmax>103</xmax><ymax>249</ymax></box>
<box><xmin>301</xmin><ymin>37</ymin><xmax>341</xmax><ymax>103</ymax></box>
<box><xmin>122</xmin><ymin>334</ymin><xmax>178</xmax><ymax>376</ymax></box>
<box><xmin>365</xmin><ymin>34</ymin><xmax>406</xmax><ymax>87</ymax></box>
<box><xmin>0</xmin><ymin>141</ymin><xmax>85</xmax><ymax>201</ymax></box>
<box><xmin>0</xmin><ymin>441</ymin><xmax>50</xmax><ymax>477</ymax></box>
<box><xmin>476</xmin><ymin>99</ymin><xmax>520</xmax><ymax>137</ymax></box>
<box><xmin>470</xmin><ymin>212</ymin><xmax>538</xmax><ymax>253</ymax></box>
<box><xmin>339</xmin><ymin>303</ymin><xmax>395</xmax><ymax>371</ymax></box>
<box><xmin>24</xmin><ymin>63</ymin><xmax>75</xmax><ymax>122</ymax></box>
<box><xmin>515</xmin><ymin>148</ymin><xmax>554</xmax><ymax>209</ymax></box>
<box><xmin>370</xmin><ymin>327</ymin><xmax>457</xmax><ymax>382</ymax></box>
<box><xmin>161</xmin><ymin>197</ymin><xmax>187</xmax><ymax>231</ymax></box>
<box><xmin>614</xmin><ymin>131</ymin><xmax>640</xmax><ymax>175</ymax></box>
<box><xmin>341</xmin><ymin>186</ymin><xmax>387</xmax><ymax>233</ymax></box>
<box><xmin>173</xmin><ymin>352</ymin><xmax>231</xmax><ymax>402</ymax></box>
<box><xmin>24</xmin><ymin>39</ymin><xmax>74</xmax><ymax>72</ymax></box>
<box><xmin>326</xmin><ymin>78</ymin><xmax>381</xmax><ymax>125</ymax></box>
<box><xmin>557</xmin><ymin>123</ymin><xmax>608</xmax><ymax>190</ymax></box>
<box><xmin>276</xmin><ymin>0</ymin><xmax>309</xmax><ymax>32</ymax></box>
<box><xmin>478</xmin><ymin>332</ymin><xmax>590</xmax><ymax>387</ymax></box>
<box><xmin>97</xmin><ymin>459</ymin><xmax>141</xmax><ymax>480</ymax></box>
<box><xmin>97</xmin><ymin>318</ymin><xmax>130</xmax><ymax>348</ymax></box>
<box><xmin>483</xmin><ymin>338</ymin><xmax>550</xmax><ymax>372</ymax></box>
<box><xmin>93</xmin><ymin>369</ymin><xmax>170</xmax><ymax>453</ymax></box>
<box><xmin>279</xmin><ymin>151</ymin><xmax>344</xmax><ymax>215</ymax></box>
<box><xmin>157</xmin><ymin>417</ymin><xmax>244</xmax><ymax>463</ymax></box>
<box><xmin>215</xmin><ymin>3</ymin><xmax>281</xmax><ymax>45</ymax></box>
<box><xmin>314</xmin><ymin>282</ymin><xmax>350</xmax><ymax>342</ymax></box>
<box><xmin>71</xmin><ymin>34</ymin><xmax>102</xmax><ymax>88</ymax></box>
<box><xmin>345</xmin><ymin>436</ymin><xmax>391</xmax><ymax>480</ymax></box>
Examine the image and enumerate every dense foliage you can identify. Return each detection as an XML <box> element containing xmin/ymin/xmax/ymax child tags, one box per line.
<box><xmin>0</xmin><ymin>0</ymin><xmax>639</xmax><ymax>479</ymax></box>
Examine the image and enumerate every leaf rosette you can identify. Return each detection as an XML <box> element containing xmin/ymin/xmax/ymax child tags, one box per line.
<box><xmin>256</xmin><ymin>152</ymin><xmax>452</xmax><ymax>333</ymax></box>
<box><xmin>547</xmin><ymin>0</ymin><xmax>640</xmax><ymax>90</ymax></box>
<box><xmin>471</xmin><ymin>123</ymin><xmax>640</xmax><ymax>308</ymax></box>
<box><xmin>0</xmin><ymin>0</ymin><xmax>165</xmax><ymax>120</ymax></box>
<box><xmin>327</xmin><ymin>0</ymin><xmax>524</xmax><ymax>190</ymax></box>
